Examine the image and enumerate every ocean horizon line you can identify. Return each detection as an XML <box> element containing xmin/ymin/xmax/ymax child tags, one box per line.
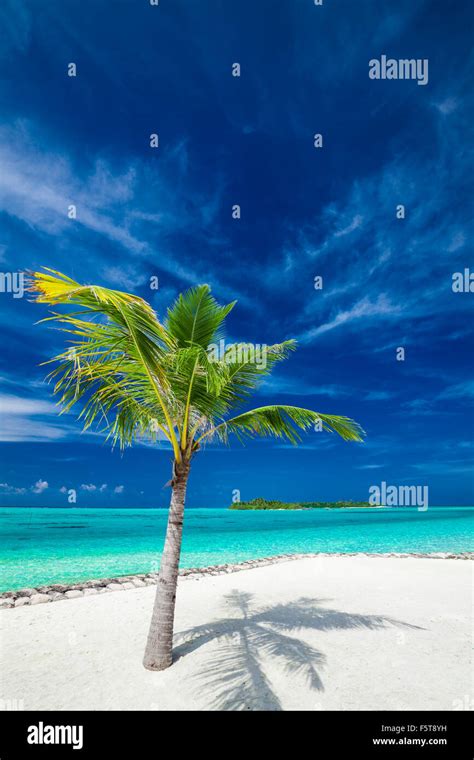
<box><xmin>1</xmin><ymin>504</ymin><xmax>474</xmax><ymax>510</ymax></box>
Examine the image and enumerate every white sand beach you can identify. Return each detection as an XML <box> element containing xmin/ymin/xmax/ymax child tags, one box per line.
<box><xmin>1</xmin><ymin>556</ymin><xmax>472</xmax><ymax>711</ymax></box>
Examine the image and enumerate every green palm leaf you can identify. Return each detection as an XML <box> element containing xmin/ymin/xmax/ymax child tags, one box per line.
<box><xmin>28</xmin><ymin>268</ymin><xmax>365</xmax><ymax>457</ymax></box>
<box><xmin>28</xmin><ymin>268</ymin><xmax>181</xmax><ymax>457</ymax></box>
<box><xmin>165</xmin><ymin>284</ymin><xmax>236</xmax><ymax>348</ymax></box>
<box><xmin>198</xmin><ymin>405</ymin><xmax>364</xmax><ymax>446</ymax></box>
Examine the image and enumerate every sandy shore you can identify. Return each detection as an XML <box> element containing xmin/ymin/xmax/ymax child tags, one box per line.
<box><xmin>1</xmin><ymin>556</ymin><xmax>472</xmax><ymax>711</ymax></box>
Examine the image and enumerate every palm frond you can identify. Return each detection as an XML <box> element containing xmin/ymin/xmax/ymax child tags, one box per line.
<box><xmin>27</xmin><ymin>268</ymin><xmax>181</xmax><ymax>457</ymax></box>
<box><xmin>28</xmin><ymin>269</ymin><xmax>365</xmax><ymax>458</ymax></box>
<box><xmin>165</xmin><ymin>284</ymin><xmax>235</xmax><ymax>349</ymax></box>
<box><xmin>198</xmin><ymin>405</ymin><xmax>365</xmax><ymax>445</ymax></box>
<box><xmin>216</xmin><ymin>341</ymin><xmax>296</xmax><ymax>407</ymax></box>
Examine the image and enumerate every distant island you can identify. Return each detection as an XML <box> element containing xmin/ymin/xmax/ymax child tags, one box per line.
<box><xmin>229</xmin><ymin>497</ymin><xmax>373</xmax><ymax>510</ymax></box>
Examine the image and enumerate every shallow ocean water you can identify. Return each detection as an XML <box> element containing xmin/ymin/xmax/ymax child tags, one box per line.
<box><xmin>0</xmin><ymin>506</ymin><xmax>472</xmax><ymax>591</ymax></box>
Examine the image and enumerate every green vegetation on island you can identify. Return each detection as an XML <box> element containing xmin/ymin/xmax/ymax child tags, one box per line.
<box><xmin>230</xmin><ymin>497</ymin><xmax>371</xmax><ymax>510</ymax></box>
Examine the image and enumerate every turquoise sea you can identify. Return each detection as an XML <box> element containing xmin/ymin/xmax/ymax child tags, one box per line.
<box><xmin>0</xmin><ymin>507</ymin><xmax>473</xmax><ymax>592</ymax></box>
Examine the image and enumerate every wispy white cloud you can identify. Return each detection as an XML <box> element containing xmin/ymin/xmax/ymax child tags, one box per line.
<box><xmin>438</xmin><ymin>380</ymin><xmax>474</xmax><ymax>400</ymax></box>
<box><xmin>433</xmin><ymin>97</ymin><xmax>459</xmax><ymax>116</ymax></box>
<box><xmin>410</xmin><ymin>461</ymin><xmax>474</xmax><ymax>476</ymax></box>
<box><xmin>0</xmin><ymin>121</ymin><xmax>259</xmax><ymax>316</ymax></box>
<box><xmin>0</xmin><ymin>392</ymin><xmax>68</xmax><ymax>442</ymax></box>
<box><xmin>0</xmin><ymin>124</ymin><xmax>145</xmax><ymax>250</ymax></box>
<box><xmin>447</xmin><ymin>231</ymin><xmax>466</xmax><ymax>252</ymax></box>
<box><xmin>364</xmin><ymin>391</ymin><xmax>394</xmax><ymax>401</ymax></box>
<box><xmin>259</xmin><ymin>377</ymin><xmax>351</xmax><ymax>398</ymax></box>
<box><xmin>0</xmin><ymin>394</ymin><xmax>55</xmax><ymax>415</ymax></box>
<box><xmin>298</xmin><ymin>295</ymin><xmax>400</xmax><ymax>343</ymax></box>
<box><xmin>404</xmin><ymin>380</ymin><xmax>474</xmax><ymax>417</ymax></box>
<box><xmin>334</xmin><ymin>214</ymin><xmax>363</xmax><ymax>238</ymax></box>
<box><xmin>101</xmin><ymin>265</ymin><xmax>148</xmax><ymax>291</ymax></box>
<box><xmin>259</xmin><ymin>99</ymin><xmax>472</xmax><ymax>347</ymax></box>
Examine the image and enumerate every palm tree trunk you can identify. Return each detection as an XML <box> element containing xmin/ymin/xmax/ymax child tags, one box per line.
<box><xmin>143</xmin><ymin>457</ymin><xmax>190</xmax><ymax>670</ymax></box>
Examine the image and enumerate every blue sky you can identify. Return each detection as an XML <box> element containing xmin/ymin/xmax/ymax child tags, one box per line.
<box><xmin>0</xmin><ymin>0</ymin><xmax>473</xmax><ymax>507</ymax></box>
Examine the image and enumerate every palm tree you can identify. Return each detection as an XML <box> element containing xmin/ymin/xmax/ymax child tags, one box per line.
<box><xmin>28</xmin><ymin>268</ymin><xmax>365</xmax><ymax>671</ymax></box>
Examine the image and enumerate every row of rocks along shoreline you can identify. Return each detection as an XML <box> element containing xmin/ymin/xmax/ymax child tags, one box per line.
<box><xmin>1</xmin><ymin>551</ymin><xmax>472</xmax><ymax>609</ymax></box>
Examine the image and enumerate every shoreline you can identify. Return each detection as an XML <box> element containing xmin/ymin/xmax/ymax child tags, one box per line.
<box><xmin>2</xmin><ymin>550</ymin><xmax>472</xmax><ymax>609</ymax></box>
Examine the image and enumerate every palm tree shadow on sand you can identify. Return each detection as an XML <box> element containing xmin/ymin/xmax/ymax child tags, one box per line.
<box><xmin>173</xmin><ymin>590</ymin><xmax>423</xmax><ymax>711</ymax></box>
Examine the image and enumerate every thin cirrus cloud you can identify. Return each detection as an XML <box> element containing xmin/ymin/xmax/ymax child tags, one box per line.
<box><xmin>403</xmin><ymin>381</ymin><xmax>474</xmax><ymax>416</ymax></box>
<box><xmin>0</xmin><ymin>389</ymin><xmax>110</xmax><ymax>444</ymax></box>
<box><xmin>1</xmin><ymin>98</ymin><xmax>468</xmax><ymax>346</ymax></box>
<box><xmin>0</xmin><ymin>122</ymin><xmax>153</xmax><ymax>252</ymax></box>
<box><xmin>0</xmin><ymin>392</ymin><xmax>69</xmax><ymax>442</ymax></box>
<box><xmin>259</xmin><ymin>378</ymin><xmax>352</xmax><ymax>398</ymax></box>
<box><xmin>259</xmin><ymin>380</ymin><xmax>395</xmax><ymax>403</ymax></box>
<box><xmin>0</xmin><ymin>122</ymin><xmax>252</xmax><ymax>309</ymax></box>
<box><xmin>437</xmin><ymin>380</ymin><xmax>474</xmax><ymax>400</ymax></box>
<box><xmin>297</xmin><ymin>295</ymin><xmax>401</xmax><ymax>343</ymax></box>
<box><xmin>0</xmin><ymin>390</ymin><xmax>170</xmax><ymax>447</ymax></box>
<box><xmin>272</xmin><ymin>109</ymin><xmax>471</xmax><ymax>348</ymax></box>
